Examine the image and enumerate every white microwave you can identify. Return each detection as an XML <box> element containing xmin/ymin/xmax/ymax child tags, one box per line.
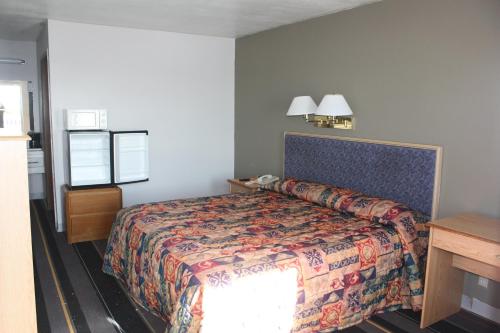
<box><xmin>65</xmin><ymin>109</ymin><xmax>108</xmax><ymax>130</ymax></box>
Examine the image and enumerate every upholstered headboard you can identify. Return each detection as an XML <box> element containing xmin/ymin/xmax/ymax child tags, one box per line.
<box><xmin>283</xmin><ymin>132</ymin><xmax>442</xmax><ymax>219</ymax></box>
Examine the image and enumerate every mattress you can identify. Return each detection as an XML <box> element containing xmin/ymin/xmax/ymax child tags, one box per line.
<box><xmin>103</xmin><ymin>180</ymin><xmax>429</xmax><ymax>333</ymax></box>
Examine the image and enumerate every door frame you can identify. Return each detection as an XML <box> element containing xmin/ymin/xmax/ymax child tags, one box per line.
<box><xmin>40</xmin><ymin>51</ymin><xmax>57</xmax><ymax>222</ymax></box>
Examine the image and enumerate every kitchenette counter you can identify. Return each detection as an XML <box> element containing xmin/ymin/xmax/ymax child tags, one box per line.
<box><xmin>27</xmin><ymin>148</ymin><xmax>45</xmax><ymax>200</ymax></box>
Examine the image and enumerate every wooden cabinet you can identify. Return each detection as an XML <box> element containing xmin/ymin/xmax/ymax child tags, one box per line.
<box><xmin>227</xmin><ymin>178</ymin><xmax>260</xmax><ymax>194</ymax></box>
<box><xmin>0</xmin><ymin>136</ymin><xmax>37</xmax><ymax>332</ymax></box>
<box><xmin>65</xmin><ymin>185</ymin><xmax>122</xmax><ymax>244</ymax></box>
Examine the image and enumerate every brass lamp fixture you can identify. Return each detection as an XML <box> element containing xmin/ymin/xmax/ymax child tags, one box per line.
<box><xmin>286</xmin><ymin>94</ymin><xmax>354</xmax><ymax>130</ymax></box>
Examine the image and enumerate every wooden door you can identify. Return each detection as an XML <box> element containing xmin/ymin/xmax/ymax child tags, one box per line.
<box><xmin>41</xmin><ymin>54</ymin><xmax>55</xmax><ymax>211</ymax></box>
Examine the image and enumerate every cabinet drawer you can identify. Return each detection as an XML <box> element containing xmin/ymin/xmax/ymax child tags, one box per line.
<box><xmin>68</xmin><ymin>212</ymin><xmax>116</xmax><ymax>243</ymax></box>
<box><xmin>27</xmin><ymin>158</ymin><xmax>44</xmax><ymax>167</ymax></box>
<box><xmin>28</xmin><ymin>158</ymin><xmax>45</xmax><ymax>174</ymax></box>
<box><xmin>28</xmin><ymin>150</ymin><xmax>44</xmax><ymax>161</ymax></box>
<box><xmin>432</xmin><ymin>227</ymin><xmax>500</xmax><ymax>268</ymax></box>
<box><xmin>67</xmin><ymin>188</ymin><xmax>122</xmax><ymax>215</ymax></box>
<box><xmin>229</xmin><ymin>183</ymin><xmax>259</xmax><ymax>194</ymax></box>
<box><xmin>230</xmin><ymin>183</ymin><xmax>248</xmax><ymax>193</ymax></box>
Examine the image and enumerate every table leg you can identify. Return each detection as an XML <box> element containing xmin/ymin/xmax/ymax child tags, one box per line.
<box><xmin>420</xmin><ymin>231</ymin><xmax>465</xmax><ymax>328</ymax></box>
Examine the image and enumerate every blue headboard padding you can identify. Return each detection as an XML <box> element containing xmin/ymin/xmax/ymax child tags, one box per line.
<box><xmin>284</xmin><ymin>133</ymin><xmax>439</xmax><ymax>216</ymax></box>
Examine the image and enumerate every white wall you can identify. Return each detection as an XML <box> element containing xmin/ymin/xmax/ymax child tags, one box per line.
<box><xmin>47</xmin><ymin>20</ymin><xmax>235</xmax><ymax>231</ymax></box>
<box><xmin>0</xmin><ymin>39</ymin><xmax>41</xmax><ymax>131</ymax></box>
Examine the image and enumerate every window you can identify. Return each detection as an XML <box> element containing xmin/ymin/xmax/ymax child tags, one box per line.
<box><xmin>0</xmin><ymin>80</ymin><xmax>29</xmax><ymax>136</ymax></box>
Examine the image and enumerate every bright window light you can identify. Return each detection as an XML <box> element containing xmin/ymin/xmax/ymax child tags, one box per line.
<box><xmin>202</xmin><ymin>269</ymin><xmax>298</xmax><ymax>333</ymax></box>
<box><xmin>0</xmin><ymin>81</ymin><xmax>28</xmax><ymax>135</ymax></box>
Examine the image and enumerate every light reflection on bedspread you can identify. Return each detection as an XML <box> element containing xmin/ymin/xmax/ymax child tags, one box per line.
<box><xmin>103</xmin><ymin>180</ymin><xmax>429</xmax><ymax>333</ymax></box>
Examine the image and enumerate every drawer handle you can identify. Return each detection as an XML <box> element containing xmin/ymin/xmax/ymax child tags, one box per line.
<box><xmin>28</xmin><ymin>162</ymin><xmax>38</xmax><ymax>164</ymax></box>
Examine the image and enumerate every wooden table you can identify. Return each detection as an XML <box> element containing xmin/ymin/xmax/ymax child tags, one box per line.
<box><xmin>227</xmin><ymin>178</ymin><xmax>260</xmax><ymax>194</ymax></box>
<box><xmin>420</xmin><ymin>213</ymin><xmax>500</xmax><ymax>328</ymax></box>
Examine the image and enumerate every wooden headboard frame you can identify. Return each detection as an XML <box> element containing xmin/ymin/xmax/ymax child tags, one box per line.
<box><xmin>283</xmin><ymin>132</ymin><xmax>442</xmax><ymax>220</ymax></box>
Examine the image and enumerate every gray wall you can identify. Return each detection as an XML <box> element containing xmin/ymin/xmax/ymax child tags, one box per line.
<box><xmin>235</xmin><ymin>0</ymin><xmax>499</xmax><ymax>311</ymax></box>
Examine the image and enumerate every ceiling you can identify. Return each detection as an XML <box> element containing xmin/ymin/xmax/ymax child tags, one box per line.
<box><xmin>0</xmin><ymin>0</ymin><xmax>378</xmax><ymax>41</ymax></box>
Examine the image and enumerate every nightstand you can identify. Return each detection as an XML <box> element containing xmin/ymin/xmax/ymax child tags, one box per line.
<box><xmin>421</xmin><ymin>213</ymin><xmax>500</xmax><ymax>328</ymax></box>
<box><xmin>65</xmin><ymin>185</ymin><xmax>122</xmax><ymax>244</ymax></box>
<box><xmin>227</xmin><ymin>178</ymin><xmax>260</xmax><ymax>194</ymax></box>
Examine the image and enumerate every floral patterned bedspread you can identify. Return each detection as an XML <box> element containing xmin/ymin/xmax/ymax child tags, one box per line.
<box><xmin>103</xmin><ymin>179</ymin><xmax>429</xmax><ymax>332</ymax></box>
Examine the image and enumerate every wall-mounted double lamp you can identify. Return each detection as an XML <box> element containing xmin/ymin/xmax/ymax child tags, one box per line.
<box><xmin>287</xmin><ymin>94</ymin><xmax>354</xmax><ymax>129</ymax></box>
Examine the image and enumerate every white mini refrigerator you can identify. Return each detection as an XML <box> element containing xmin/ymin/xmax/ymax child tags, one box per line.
<box><xmin>67</xmin><ymin>130</ymin><xmax>149</xmax><ymax>188</ymax></box>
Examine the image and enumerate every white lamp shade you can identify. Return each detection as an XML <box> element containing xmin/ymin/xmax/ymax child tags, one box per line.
<box><xmin>315</xmin><ymin>94</ymin><xmax>353</xmax><ymax>116</ymax></box>
<box><xmin>286</xmin><ymin>96</ymin><xmax>317</xmax><ymax>116</ymax></box>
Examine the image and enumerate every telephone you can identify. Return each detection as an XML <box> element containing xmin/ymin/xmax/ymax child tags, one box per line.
<box><xmin>245</xmin><ymin>175</ymin><xmax>279</xmax><ymax>186</ymax></box>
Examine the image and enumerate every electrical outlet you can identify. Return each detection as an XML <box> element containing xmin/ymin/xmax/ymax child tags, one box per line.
<box><xmin>478</xmin><ymin>277</ymin><xmax>489</xmax><ymax>288</ymax></box>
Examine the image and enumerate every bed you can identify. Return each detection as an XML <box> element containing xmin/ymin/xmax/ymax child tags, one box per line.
<box><xmin>103</xmin><ymin>132</ymin><xmax>442</xmax><ymax>333</ymax></box>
